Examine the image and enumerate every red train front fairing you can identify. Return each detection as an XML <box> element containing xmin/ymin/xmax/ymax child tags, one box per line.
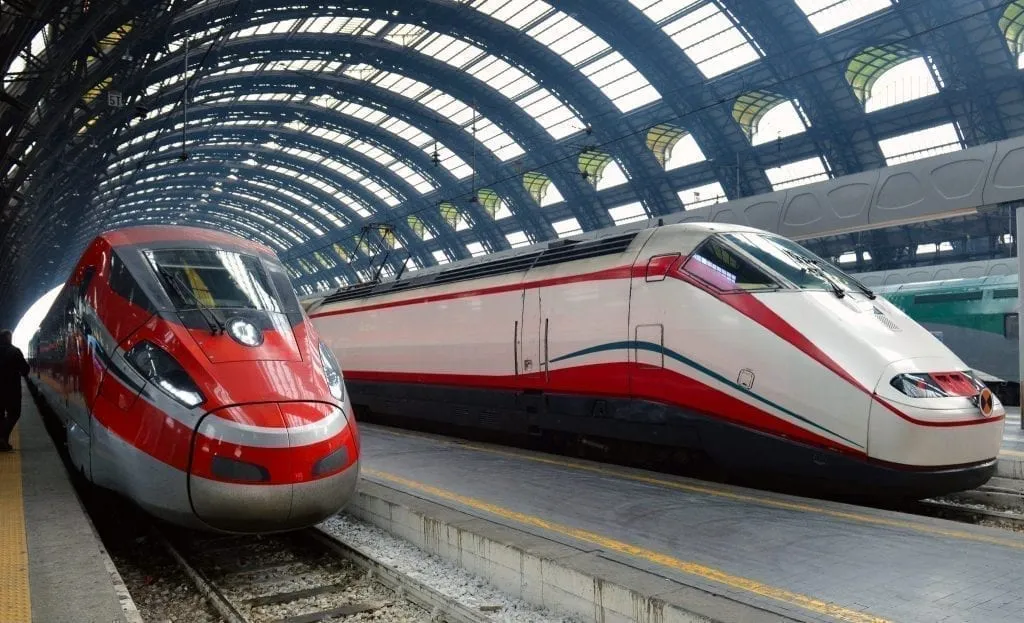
<box><xmin>36</xmin><ymin>227</ymin><xmax>360</xmax><ymax>533</ymax></box>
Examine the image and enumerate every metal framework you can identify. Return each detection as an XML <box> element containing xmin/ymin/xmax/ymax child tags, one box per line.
<box><xmin>3</xmin><ymin>0</ymin><xmax>1024</xmax><ymax>327</ymax></box>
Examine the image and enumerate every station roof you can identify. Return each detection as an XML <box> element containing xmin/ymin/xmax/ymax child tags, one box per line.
<box><xmin>3</xmin><ymin>0</ymin><xmax>1024</xmax><ymax>326</ymax></box>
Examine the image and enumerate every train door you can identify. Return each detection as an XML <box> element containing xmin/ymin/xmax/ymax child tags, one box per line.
<box><xmin>519</xmin><ymin>287</ymin><xmax>545</xmax><ymax>381</ymax></box>
<box><xmin>628</xmin><ymin>253</ymin><xmax>677</xmax><ymax>396</ymax></box>
<box><xmin>517</xmin><ymin>287</ymin><xmax>546</xmax><ymax>422</ymax></box>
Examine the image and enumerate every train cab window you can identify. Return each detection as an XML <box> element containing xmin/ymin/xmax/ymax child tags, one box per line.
<box><xmin>1006</xmin><ymin>313</ymin><xmax>1018</xmax><ymax>340</ymax></box>
<box><xmin>78</xmin><ymin>266</ymin><xmax>95</xmax><ymax>295</ymax></box>
<box><xmin>265</xmin><ymin>262</ymin><xmax>304</xmax><ymax>323</ymax></box>
<box><xmin>109</xmin><ymin>252</ymin><xmax>155</xmax><ymax>311</ymax></box>
<box><xmin>682</xmin><ymin>237</ymin><xmax>778</xmax><ymax>292</ymax></box>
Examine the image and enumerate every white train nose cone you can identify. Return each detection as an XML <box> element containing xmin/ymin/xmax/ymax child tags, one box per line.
<box><xmin>867</xmin><ymin>356</ymin><xmax>1004</xmax><ymax>469</ymax></box>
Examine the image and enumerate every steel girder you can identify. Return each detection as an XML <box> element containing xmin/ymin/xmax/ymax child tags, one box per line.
<box><xmin>109</xmin><ymin>97</ymin><xmax>518</xmax><ymax>256</ymax></box>
<box><xmin>104</xmin><ymin>74</ymin><xmax>512</xmax><ymax>258</ymax></box>
<box><xmin>143</xmin><ymin>33</ymin><xmax>606</xmax><ymax>229</ymax></box>
<box><xmin>130</xmin><ymin>68</ymin><xmax>550</xmax><ymax>257</ymax></box>
<box><xmin>164</xmin><ymin>0</ymin><xmax>673</xmax><ymax>218</ymax></box>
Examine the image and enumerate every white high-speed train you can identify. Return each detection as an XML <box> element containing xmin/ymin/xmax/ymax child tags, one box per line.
<box><xmin>305</xmin><ymin>222</ymin><xmax>1005</xmax><ymax>496</ymax></box>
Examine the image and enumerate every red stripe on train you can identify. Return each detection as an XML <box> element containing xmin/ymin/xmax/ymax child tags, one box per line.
<box><xmin>344</xmin><ymin>363</ymin><xmax>867</xmax><ymax>457</ymax></box>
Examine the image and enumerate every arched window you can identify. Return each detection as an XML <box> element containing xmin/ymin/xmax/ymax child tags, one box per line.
<box><xmin>1000</xmin><ymin>1</ymin><xmax>1024</xmax><ymax>68</ymax></box>
<box><xmin>847</xmin><ymin>45</ymin><xmax>941</xmax><ymax>112</ymax></box>
<box><xmin>733</xmin><ymin>91</ymin><xmax>809</xmax><ymax>145</ymax></box>
<box><xmin>647</xmin><ymin>124</ymin><xmax>706</xmax><ymax>170</ymax></box>
<box><xmin>579</xmin><ymin>149</ymin><xmax>628</xmax><ymax>190</ymax></box>
<box><xmin>523</xmin><ymin>171</ymin><xmax>564</xmax><ymax>206</ymax></box>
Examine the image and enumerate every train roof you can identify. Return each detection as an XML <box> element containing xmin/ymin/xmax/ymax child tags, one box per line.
<box><xmin>874</xmin><ymin>274</ymin><xmax>1018</xmax><ymax>295</ymax></box>
<box><xmin>309</xmin><ymin>221</ymin><xmax>771</xmax><ymax>307</ymax></box>
<box><xmin>96</xmin><ymin>225</ymin><xmax>277</xmax><ymax>258</ymax></box>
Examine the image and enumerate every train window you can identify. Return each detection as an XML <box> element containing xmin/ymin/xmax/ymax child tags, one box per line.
<box><xmin>78</xmin><ymin>266</ymin><xmax>95</xmax><ymax>292</ymax></box>
<box><xmin>913</xmin><ymin>291</ymin><xmax>983</xmax><ymax>304</ymax></box>
<box><xmin>265</xmin><ymin>262</ymin><xmax>302</xmax><ymax>315</ymax></box>
<box><xmin>722</xmin><ymin>232</ymin><xmax>869</xmax><ymax>295</ymax></box>
<box><xmin>109</xmin><ymin>252</ymin><xmax>155</xmax><ymax>311</ymax></box>
<box><xmin>682</xmin><ymin>237</ymin><xmax>778</xmax><ymax>292</ymax></box>
<box><xmin>995</xmin><ymin>288</ymin><xmax>1018</xmax><ymax>299</ymax></box>
<box><xmin>146</xmin><ymin>249</ymin><xmax>280</xmax><ymax>311</ymax></box>
<box><xmin>1006</xmin><ymin>313</ymin><xmax>1018</xmax><ymax>340</ymax></box>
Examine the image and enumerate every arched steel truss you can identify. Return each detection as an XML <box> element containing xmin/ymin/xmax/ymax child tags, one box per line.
<box><xmin>4</xmin><ymin>0</ymin><xmax>1024</xmax><ymax>326</ymax></box>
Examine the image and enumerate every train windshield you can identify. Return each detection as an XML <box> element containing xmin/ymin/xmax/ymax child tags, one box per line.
<box><xmin>145</xmin><ymin>248</ymin><xmax>283</xmax><ymax>312</ymax></box>
<box><xmin>721</xmin><ymin>232</ymin><xmax>873</xmax><ymax>296</ymax></box>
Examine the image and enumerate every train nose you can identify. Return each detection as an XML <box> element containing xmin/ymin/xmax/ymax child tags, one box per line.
<box><xmin>187</xmin><ymin>402</ymin><xmax>359</xmax><ymax>533</ymax></box>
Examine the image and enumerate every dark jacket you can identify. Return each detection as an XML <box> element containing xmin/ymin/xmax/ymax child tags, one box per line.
<box><xmin>0</xmin><ymin>344</ymin><xmax>29</xmax><ymax>396</ymax></box>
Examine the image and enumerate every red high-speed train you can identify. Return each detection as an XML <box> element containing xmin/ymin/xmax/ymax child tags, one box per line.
<box><xmin>28</xmin><ymin>226</ymin><xmax>359</xmax><ymax>533</ymax></box>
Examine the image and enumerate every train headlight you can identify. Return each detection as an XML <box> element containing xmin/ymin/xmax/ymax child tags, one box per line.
<box><xmin>318</xmin><ymin>341</ymin><xmax>344</xmax><ymax>402</ymax></box>
<box><xmin>127</xmin><ymin>341</ymin><xmax>205</xmax><ymax>408</ymax></box>
<box><xmin>226</xmin><ymin>317</ymin><xmax>263</xmax><ymax>347</ymax></box>
<box><xmin>890</xmin><ymin>371</ymin><xmax>985</xmax><ymax>399</ymax></box>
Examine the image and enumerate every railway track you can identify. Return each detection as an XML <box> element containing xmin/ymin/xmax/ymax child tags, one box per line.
<box><xmin>910</xmin><ymin>476</ymin><xmax>1024</xmax><ymax>531</ymax></box>
<box><xmin>157</xmin><ymin>526</ymin><xmax>489</xmax><ymax>623</ymax></box>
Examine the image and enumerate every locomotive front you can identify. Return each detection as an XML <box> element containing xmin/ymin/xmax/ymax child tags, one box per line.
<box><xmin>677</xmin><ymin>228</ymin><xmax>1005</xmax><ymax>493</ymax></box>
<box><xmin>107</xmin><ymin>235</ymin><xmax>359</xmax><ymax>532</ymax></box>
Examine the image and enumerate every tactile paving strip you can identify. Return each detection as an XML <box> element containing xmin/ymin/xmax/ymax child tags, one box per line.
<box><xmin>0</xmin><ymin>429</ymin><xmax>30</xmax><ymax>622</ymax></box>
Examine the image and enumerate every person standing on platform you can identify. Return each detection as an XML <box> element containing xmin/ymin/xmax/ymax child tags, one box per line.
<box><xmin>0</xmin><ymin>329</ymin><xmax>29</xmax><ymax>451</ymax></box>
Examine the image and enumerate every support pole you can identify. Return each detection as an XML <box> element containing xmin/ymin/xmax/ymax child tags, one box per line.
<box><xmin>1016</xmin><ymin>205</ymin><xmax>1024</xmax><ymax>428</ymax></box>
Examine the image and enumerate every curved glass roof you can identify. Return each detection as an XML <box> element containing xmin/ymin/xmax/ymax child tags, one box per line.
<box><xmin>1</xmin><ymin>0</ymin><xmax>1021</xmax><ymax>317</ymax></box>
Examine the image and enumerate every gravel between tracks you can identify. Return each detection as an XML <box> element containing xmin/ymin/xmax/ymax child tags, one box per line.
<box><xmin>319</xmin><ymin>513</ymin><xmax>579</xmax><ymax>623</ymax></box>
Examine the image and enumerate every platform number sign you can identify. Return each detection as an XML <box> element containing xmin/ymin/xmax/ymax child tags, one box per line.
<box><xmin>107</xmin><ymin>90</ymin><xmax>123</xmax><ymax>108</ymax></box>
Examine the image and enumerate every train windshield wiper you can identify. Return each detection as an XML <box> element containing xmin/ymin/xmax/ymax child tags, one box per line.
<box><xmin>158</xmin><ymin>267</ymin><xmax>226</xmax><ymax>335</ymax></box>
<box><xmin>784</xmin><ymin>251</ymin><xmax>844</xmax><ymax>299</ymax></box>
<box><xmin>807</xmin><ymin>257</ymin><xmax>876</xmax><ymax>300</ymax></box>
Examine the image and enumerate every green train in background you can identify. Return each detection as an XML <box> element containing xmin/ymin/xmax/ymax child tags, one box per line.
<box><xmin>876</xmin><ymin>275</ymin><xmax>1020</xmax><ymax>405</ymax></box>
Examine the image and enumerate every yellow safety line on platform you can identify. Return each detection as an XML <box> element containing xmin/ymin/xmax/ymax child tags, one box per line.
<box><xmin>0</xmin><ymin>429</ymin><xmax>30</xmax><ymax>622</ymax></box>
<box><xmin>372</xmin><ymin>426</ymin><xmax>1024</xmax><ymax>550</ymax></box>
<box><xmin>367</xmin><ymin>468</ymin><xmax>889</xmax><ymax>623</ymax></box>
<box><xmin>1000</xmin><ymin>449</ymin><xmax>1024</xmax><ymax>458</ymax></box>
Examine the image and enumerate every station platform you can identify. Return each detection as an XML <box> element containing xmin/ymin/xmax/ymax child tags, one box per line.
<box><xmin>1</xmin><ymin>384</ymin><xmax>135</xmax><ymax>623</ymax></box>
<box><xmin>355</xmin><ymin>423</ymin><xmax>1024</xmax><ymax>623</ymax></box>
<box><xmin>998</xmin><ymin>407</ymin><xmax>1024</xmax><ymax>477</ymax></box>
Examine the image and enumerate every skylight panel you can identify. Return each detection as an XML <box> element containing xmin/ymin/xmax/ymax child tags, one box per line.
<box><xmin>432</xmin><ymin>250</ymin><xmax>451</xmax><ymax>265</ymax></box>
<box><xmin>659</xmin><ymin>1</ymin><xmax>762</xmax><ymax>79</ymax></box>
<box><xmin>517</xmin><ymin>90</ymin><xmax>580</xmax><ymax>139</ymax></box>
<box><xmin>764</xmin><ymin>156</ymin><xmax>830</xmax><ymax>190</ymax></box>
<box><xmin>579</xmin><ymin>51</ymin><xmax>661</xmax><ymax>112</ymax></box>
<box><xmin>271</xmin><ymin>19</ymin><xmax>298</xmax><ymax>34</ymax></box>
<box><xmin>385</xmin><ymin>23</ymin><xmax>428</xmax><ymax>46</ymax></box>
<box><xmin>878</xmin><ymin>123</ymin><xmax>963</xmax><ymax>166</ymax></box>
<box><xmin>392</xmin><ymin>22</ymin><xmax>584</xmax><ymax>135</ymax></box>
<box><xmin>628</xmin><ymin>0</ymin><xmax>682</xmax><ymax>23</ymax></box>
<box><xmin>506</xmin><ymin>230</ymin><xmax>532</xmax><ymax>248</ymax></box>
<box><xmin>466</xmin><ymin>242</ymin><xmax>488</xmax><ymax>257</ymax></box>
<box><xmin>552</xmin><ymin>217</ymin><xmax>582</xmax><ymax>238</ymax></box>
<box><xmin>608</xmin><ymin>202</ymin><xmax>649</xmax><ymax>225</ymax></box>
<box><xmin>465</xmin><ymin>0</ymin><xmax>551</xmax><ymax>29</ymax></box>
<box><xmin>417</xmin><ymin>34</ymin><xmax>482</xmax><ymax>67</ymax></box>
<box><xmin>677</xmin><ymin>181</ymin><xmax>727</xmax><ymax>208</ymax></box>
<box><xmin>794</xmin><ymin>0</ymin><xmax>891</xmax><ymax>33</ymax></box>
<box><xmin>462</xmin><ymin>1</ymin><xmax>660</xmax><ymax>112</ymax></box>
<box><xmin>529</xmin><ymin>14</ymin><xmax>606</xmax><ymax>65</ymax></box>
<box><xmin>355</xmin><ymin>70</ymin><xmax>524</xmax><ymax>160</ymax></box>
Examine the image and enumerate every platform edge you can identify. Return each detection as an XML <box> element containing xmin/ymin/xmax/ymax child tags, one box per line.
<box><xmin>348</xmin><ymin>480</ymin><xmax>799</xmax><ymax>623</ymax></box>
